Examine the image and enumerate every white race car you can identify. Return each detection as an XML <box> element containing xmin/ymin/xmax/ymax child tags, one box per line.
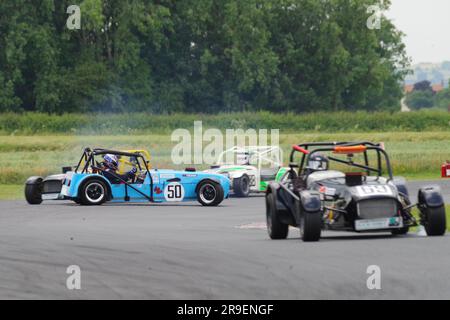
<box><xmin>205</xmin><ymin>146</ymin><xmax>288</xmax><ymax>197</ymax></box>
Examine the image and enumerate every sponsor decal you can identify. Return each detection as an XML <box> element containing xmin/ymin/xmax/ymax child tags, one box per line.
<box><xmin>319</xmin><ymin>186</ymin><xmax>336</xmax><ymax>197</ymax></box>
<box><xmin>325</xmin><ymin>187</ymin><xmax>336</xmax><ymax>196</ymax></box>
<box><xmin>160</xmin><ymin>173</ymin><xmax>176</xmax><ymax>179</ymax></box>
<box><xmin>61</xmin><ymin>185</ymin><xmax>69</xmax><ymax>195</ymax></box>
<box><xmin>154</xmin><ymin>187</ymin><xmax>163</xmax><ymax>195</ymax></box>
<box><xmin>151</xmin><ymin>173</ymin><xmax>160</xmax><ymax>184</ymax></box>
<box><xmin>183</xmin><ymin>174</ymin><xmax>198</xmax><ymax>178</ymax></box>
<box><xmin>389</xmin><ymin>217</ymin><xmax>401</xmax><ymax>227</ymax></box>
<box><xmin>355</xmin><ymin>217</ymin><xmax>403</xmax><ymax>231</ymax></box>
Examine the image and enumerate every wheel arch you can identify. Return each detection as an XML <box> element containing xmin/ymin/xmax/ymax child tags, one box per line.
<box><xmin>77</xmin><ymin>175</ymin><xmax>113</xmax><ymax>200</ymax></box>
<box><xmin>25</xmin><ymin>176</ymin><xmax>44</xmax><ymax>185</ymax></box>
<box><xmin>195</xmin><ymin>178</ymin><xmax>221</xmax><ymax>193</ymax></box>
<box><xmin>392</xmin><ymin>176</ymin><xmax>409</xmax><ymax>198</ymax></box>
<box><xmin>418</xmin><ymin>185</ymin><xmax>444</xmax><ymax>208</ymax></box>
<box><xmin>299</xmin><ymin>190</ymin><xmax>322</xmax><ymax>212</ymax></box>
<box><xmin>228</xmin><ymin>170</ymin><xmax>247</xmax><ymax>179</ymax></box>
<box><xmin>266</xmin><ymin>182</ymin><xmax>295</xmax><ymax>226</ymax></box>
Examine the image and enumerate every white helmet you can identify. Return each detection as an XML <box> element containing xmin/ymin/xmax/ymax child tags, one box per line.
<box><xmin>103</xmin><ymin>154</ymin><xmax>119</xmax><ymax>170</ymax></box>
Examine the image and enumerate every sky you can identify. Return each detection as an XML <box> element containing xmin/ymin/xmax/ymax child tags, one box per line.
<box><xmin>386</xmin><ymin>0</ymin><xmax>450</xmax><ymax>64</ymax></box>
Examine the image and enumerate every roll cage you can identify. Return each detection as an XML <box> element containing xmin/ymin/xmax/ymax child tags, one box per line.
<box><xmin>74</xmin><ymin>148</ymin><xmax>154</xmax><ymax>201</ymax></box>
<box><xmin>215</xmin><ymin>146</ymin><xmax>283</xmax><ymax>169</ymax></box>
<box><xmin>289</xmin><ymin>142</ymin><xmax>393</xmax><ymax>180</ymax></box>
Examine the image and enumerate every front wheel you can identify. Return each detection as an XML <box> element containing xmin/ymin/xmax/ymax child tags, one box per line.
<box><xmin>197</xmin><ymin>180</ymin><xmax>224</xmax><ymax>207</ymax></box>
<box><xmin>299</xmin><ymin>203</ymin><xmax>322</xmax><ymax>242</ymax></box>
<box><xmin>25</xmin><ymin>180</ymin><xmax>43</xmax><ymax>205</ymax></box>
<box><xmin>266</xmin><ymin>191</ymin><xmax>288</xmax><ymax>239</ymax></box>
<box><xmin>233</xmin><ymin>175</ymin><xmax>250</xmax><ymax>197</ymax></box>
<box><xmin>78</xmin><ymin>179</ymin><xmax>108</xmax><ymax>206</ymax></box>
<box><xmin>420</xmin><ymin>205</ymin><xmax>446</xmax><ymax>236</ymax></box>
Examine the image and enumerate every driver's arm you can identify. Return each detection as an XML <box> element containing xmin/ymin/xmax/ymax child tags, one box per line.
<box><xmin>103</xmin><ymin>167</ymin><xmax>137</xmax><ymax>184</ymax></box>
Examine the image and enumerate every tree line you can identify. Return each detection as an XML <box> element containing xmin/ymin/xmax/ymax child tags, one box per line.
<box><xmin>0</xmin><ymin>0</ymin><xmax>409</xmax><ymax>114</ymax></box>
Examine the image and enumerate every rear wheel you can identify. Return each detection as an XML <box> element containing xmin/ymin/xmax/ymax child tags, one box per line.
<box><xmin>266</xmin><ymin>191</ymin><xmax>288</xmax><ymax>239</ymax></box>
<box><xmin>25</xmin><ymin>180</ymin><xmax>43</xmax><ymax>205</ymax></box>
<box><xmin>420</xmin><ymin>205</ymin><xmax>446</xmax><ymax>236</ymax></box>
<box><xmin>299</xmin><ymin>202</ymin><xmax>322</xmax><ymax>242</ymax></box>
<box><xmin>78</xmin><ymin>179</ymin><xmax>108</xmax><ymax>206</ymax></box>
<box><xmin>233</xmin><ymin>175</ymin><xmax>250</xmax><ymax>197</ymax></box>
<box><xmin>197</xmin><ymin>180</ymin><xmax>224</xmax><ymax>207</ymax></box>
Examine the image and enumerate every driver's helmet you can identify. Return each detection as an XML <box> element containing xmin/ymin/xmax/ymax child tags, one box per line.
<box><xmin>236</xmin><ymin>152</ymin><xmax>250</xmax><ymax>165</ymax></box>
<box><xmin>103</xmin><ymin>154</ymin><xmax>119</xmax><ymax>170</ymax></box>
<box><xmin>307</xmin><ymin>153</ymin><xmax>329</xmax><ymax>172</ymax></box>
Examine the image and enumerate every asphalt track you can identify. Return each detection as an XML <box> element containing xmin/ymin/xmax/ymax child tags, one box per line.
<box><xmin>0</xmin><ymin>180</ymin><xmax>449</xmax><ymax>300</ymax></box>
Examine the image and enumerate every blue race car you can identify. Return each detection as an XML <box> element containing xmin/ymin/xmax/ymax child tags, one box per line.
<box><xmin>25</xmin><ymin>148</ymin><xmax>230</xmax><ymax>206</ymax></box>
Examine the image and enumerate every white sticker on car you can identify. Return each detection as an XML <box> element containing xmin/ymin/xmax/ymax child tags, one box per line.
<box><xmin>325</xmin><ymin>187</ymin><xmax>336</xmax><ymax>196</ymax></box>
<box><xmin>160</xmin><ymin>173</ymin><xmax>176</xmax><ymax>179</ymax></box>
<box><xmin>355</xmin><ymin>217</ymin><xmax>403</xmax><ymax>231</ymax></box>
<box><xmin>164</xmin><ymin>182</ymin><xmax>185</xmax><ymax>202</ymax></box>
<box><xmin>151</xmin><ymin>173</ymin><xmax>160</xmax><ymax>184</ymax></box>
<box><xmin>42</xmin><ymin>193</ymin><xmax>60</xmax><ymax>200</ymax></box>
<box><xmin>61</xmin><ymin>185</ymin><xmax>69</xmax><ymax>195</ymax></box>
<box><xmin>355</xmin><ymin>185</ymin><xmax>394</xmax><ymax>197</ymax></box>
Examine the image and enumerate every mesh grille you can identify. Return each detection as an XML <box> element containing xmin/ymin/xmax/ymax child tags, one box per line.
<box><xmin>357</xmin><ymin>198</ymin><xmax>397</xmax><ymax>219</ymax></box>
<box><xmin>43</xmin><ymin>180</ymin><xmax>62</xmax><ymax>193</ymax></box>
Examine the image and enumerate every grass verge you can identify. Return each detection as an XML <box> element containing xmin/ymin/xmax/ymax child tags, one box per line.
<box><xmin>0</xmin><ymin>132</ymin><xmax>449</xmax><ymax>184</ymax></box>
<box><xmin>1</xmin><ymin>110</ymin><xmax>450</xmax><ymax>135</ymax></box>
<box><xmin>0</xmin><ymin>185</ymin><xmax>23</xmax><ymax>200</ymax></box>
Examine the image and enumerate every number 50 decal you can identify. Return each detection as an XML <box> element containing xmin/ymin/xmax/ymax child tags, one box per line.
<box><xmin>164</xmin><ymin>183</ymin><xmax>185</xmax><ymax>202</ymax></box>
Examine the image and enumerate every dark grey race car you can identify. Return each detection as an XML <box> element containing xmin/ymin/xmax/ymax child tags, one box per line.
<box><xmin>266</xmin><ymin>142</ymin><xmax>447</xmax><ymax>242</ymax></box>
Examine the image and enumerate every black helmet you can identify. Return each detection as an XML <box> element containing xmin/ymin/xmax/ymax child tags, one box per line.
<box><xmin>307</xmin><ymin>153</ymin><xmax>329</xmax><ymax>172</ymax></box>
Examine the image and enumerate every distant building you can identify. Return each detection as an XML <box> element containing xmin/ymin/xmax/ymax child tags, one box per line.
<box><xmin>404</xmin><ymin>84</ymin><xmax>414</xmax><ymax>94</ymax></box>
<box><xmin>404</xmin><ymin>81</ymin><xmax>444</xmax><ymax>94</ymax></box>
<box><xmin>431</xmin><ymin>83</ymin><xmax>444</xmax><ymax>93</ymax></box>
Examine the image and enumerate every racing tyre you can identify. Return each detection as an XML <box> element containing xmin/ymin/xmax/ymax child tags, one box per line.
<box><xmin>299</xmin><ymin>204</ymin><xmax>321</xmax><ymax>242</ymax></box>
<box><xmin>266</xmin><ymin>191</ymin><xmax>288</xmax><ymax>239</ymax></box>
<box><xmin>25</xmin><ymin>180</ymin><xmax>43</xmax><ymax>205</ymax></box>
<box><xmin>197</xmin><ymin>180</ymin><xmax>224</xmax><ymax>207</ymax></box>
<box><xmin>233</xmin><ymin>175</ymin><xmax>250</xmax><ymax>197</ymax></box>
<box><xmin>421</xmin><ymin>205</ymin><xmax>446</xmax><ymax>236</ymax></box>
<box><xmin>78</xmin><ymin>179</ymin><xmax>108</xmax><ymax>206</ymax></box>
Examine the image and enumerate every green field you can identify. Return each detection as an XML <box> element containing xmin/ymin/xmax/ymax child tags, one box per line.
<box><xmin>0</xmin><ymin>131</ymin><xmax>448</xmax><ymax>186</ymax></box>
